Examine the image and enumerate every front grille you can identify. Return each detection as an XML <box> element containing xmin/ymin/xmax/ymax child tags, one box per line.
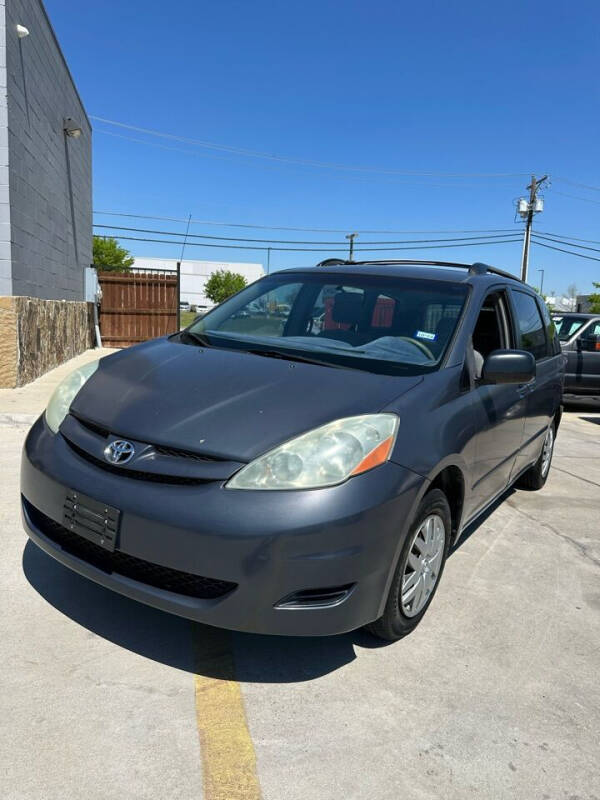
<box><xmin>64</xmin><ymin>439</ymin><xmax>209</xmax><ymax>485</ymax></box>
<box><xmin>25</xmin><ymin>499</ymin><xmax>237</xmax><ymax>600</ymax></box>
<box><xmin>73</xmin><ymin>415</ymin><xmax>110</xmax><ymax>438</ymax></box>
<box><xmin>72</xmin><ymin>414</ymin><xmax>219</xmax><ymax>462</ymax></box>
<box><xmin>153</xmin><ymin>444</ymin><xmax>217</xmax><ymax>462</ymax></box>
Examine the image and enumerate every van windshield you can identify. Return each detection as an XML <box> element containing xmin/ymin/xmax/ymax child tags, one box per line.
<box><xmin>185</xmin><ymin>271</ymin><xmax>469</xmax><ymax>375</ymax></box>
<box><xmin>553</xmin><ymin>315</ymin><xmax>587</xmax><ymax>341</ymax></box>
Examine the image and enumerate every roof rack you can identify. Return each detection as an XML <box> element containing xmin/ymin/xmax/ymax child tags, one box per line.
<box><xmin>314</xmin><ymin>258</ymin><xmax>523</xmax><ymax>283</ymax></box>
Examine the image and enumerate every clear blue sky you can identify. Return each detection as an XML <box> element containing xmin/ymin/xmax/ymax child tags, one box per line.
<box><xmin>46</xmin><ymin>0</ymin><xmax>600</xmax><ymax>293</ymax></box>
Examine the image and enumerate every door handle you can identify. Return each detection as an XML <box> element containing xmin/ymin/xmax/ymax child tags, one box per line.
<box><xmin>518</xmin><ymin>381</ymin><xmax>536</xmax><ymax>398</ymax></box>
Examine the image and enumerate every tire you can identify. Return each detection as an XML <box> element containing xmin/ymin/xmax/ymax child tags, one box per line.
<box><xmin>366</xmin><ymin>488</ymin><xmax>451</xmax><ymax>642</ymax></box>
<box><xmin>516</xmin><ymin>422</ymin><xmax>555</xmax><ymax>491</ymax></box>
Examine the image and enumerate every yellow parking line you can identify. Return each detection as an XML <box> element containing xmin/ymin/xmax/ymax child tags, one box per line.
<box><xmin>194</xmin><ymin>626</ymin><xmax>262</xmax><ymax>800</ymax></box>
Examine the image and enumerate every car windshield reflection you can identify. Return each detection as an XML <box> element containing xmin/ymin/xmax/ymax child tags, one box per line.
<box><xmin>188</xmin><ymin>271</ymin><xmax>469</xmax><ymax>376</ymax></box>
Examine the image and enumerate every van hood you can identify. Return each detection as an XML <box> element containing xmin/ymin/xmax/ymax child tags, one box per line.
<box><xmin>71</xmin><ymin>338</ymin><xmax>422</xmax><ymax>462</ymax></box>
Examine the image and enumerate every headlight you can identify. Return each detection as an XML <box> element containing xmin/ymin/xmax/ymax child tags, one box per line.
<box><xmin>45</xmin><ymin>359</ymin><xmax>100</xmax><ymax>434</ymax></box>
<box><xmin>227</xmin><ymin>414</ymin><xmax>399</xmax><ymax>490</ymax></box>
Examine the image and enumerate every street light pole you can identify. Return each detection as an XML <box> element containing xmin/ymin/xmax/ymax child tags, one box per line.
<box><xmin>537</xmin><ymin>268</ymin><xmax>545</xmax><ymax>296</ymax></box>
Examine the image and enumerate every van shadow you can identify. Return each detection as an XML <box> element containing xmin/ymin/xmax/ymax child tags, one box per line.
<box><xmin>450</xmin><ymin>486</ymin><xmax>516</xmax><ymax>554</ymax></box>
<box><xmin>22</xmin><ymin>541</ymin><xmax>387</xmax><ymax>684</ymax></box>
<box><xmin>22</xmin><ymin>489</ymin><xmax>516</xmax><ymax>682</ymax></box>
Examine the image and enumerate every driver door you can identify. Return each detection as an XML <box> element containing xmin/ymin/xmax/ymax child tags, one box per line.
<box><xmin>467</xmin><ymin>290</ymin><xmax>528</xmax><ymax>516</ymax></box>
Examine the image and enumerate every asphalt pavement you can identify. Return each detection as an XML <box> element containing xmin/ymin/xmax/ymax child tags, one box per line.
<box><xmin>1</xmin><ymin>353</ymin><xmax>598</xmax><ymax>800</ymax></box>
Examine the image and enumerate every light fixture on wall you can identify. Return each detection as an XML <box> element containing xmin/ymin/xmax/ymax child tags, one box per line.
<box><xmin>16</xmin><ymin>24</ymin><xmax>29</xmax><ymax>38</ymax></box>
<box><xmin>63</xmin><ymin>117</ymin><xmax>82</xmax><ymax>138</ymax></box>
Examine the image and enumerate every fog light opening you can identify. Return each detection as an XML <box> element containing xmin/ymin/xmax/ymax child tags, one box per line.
<box><xmin>275</xmin><ymin>583</ymin><xmax>355</xmax><ymax>610</ymax></box>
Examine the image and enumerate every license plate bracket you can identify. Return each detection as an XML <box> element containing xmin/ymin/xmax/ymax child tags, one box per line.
<box><xmin>63</xmin><ymin>490</ymin><xmax>120</xmax><ymax>552</ymax></box>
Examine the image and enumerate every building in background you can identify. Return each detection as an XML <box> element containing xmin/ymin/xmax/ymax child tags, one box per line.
<box><xmin>576</xmin><ymin>294</ymin><xmax>592</xmax><ymax>313</ymax></box>
<box><xmin>546</xmin><ymin>294</ymin><xmax>580</xmax><ymax>312</ymax></box>
<box><xmin>0</xmin><ymin>0</ymin><xmax>92</xmax><ymax>387</ymax></box>
<box><xmin>132</xmin><ymin>258</ymin><xmax>265</xmax><ymax>308</ymax></box>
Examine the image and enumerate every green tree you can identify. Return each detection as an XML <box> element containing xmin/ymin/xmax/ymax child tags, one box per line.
<box><xmin>204</xmin><ymin>270</ymin><xmax>247</xmax><ymax>304</ymax></box>
<box><xmin>589</xmin><ymin>282</ymin><xmax>600</xmax><ymax>313</ymax></box>
<box><xmin>93</xmin><ymin>236</ymin><xmax>134</xmax><ymax>272</ymax></box>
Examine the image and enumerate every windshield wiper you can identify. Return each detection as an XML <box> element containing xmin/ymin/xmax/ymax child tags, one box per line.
<box><xmin>181</xmin><ymin>329</ymin><xmax>211</xmax><ymax>347</ymax></box>
<box><xmin>245</xmin><ymin>348</ymin><xmax>346</xmax><ymax>369</ymax></box>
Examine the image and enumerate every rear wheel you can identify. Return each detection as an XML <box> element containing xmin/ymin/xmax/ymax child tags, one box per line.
<box><xmin>517</xmin><ymin>422</ymin><xmax>555</xmax><ymax>491</ymax></box>
<box><xmin>366</xmin><ymin>488</ymin><xmax>451</xmax><ymax>641</ymax></box>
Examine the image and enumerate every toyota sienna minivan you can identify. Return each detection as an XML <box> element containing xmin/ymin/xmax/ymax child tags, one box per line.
<box><xmin>21</xmin><ymin>260</ymin><xmax>564</xmax><ymax>640</ymax></box>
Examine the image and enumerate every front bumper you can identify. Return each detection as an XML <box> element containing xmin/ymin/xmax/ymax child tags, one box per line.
<box><xmin>21</xmin><ymin>417</ymin><xmax>425</xmax><ymax>636</ymax></box>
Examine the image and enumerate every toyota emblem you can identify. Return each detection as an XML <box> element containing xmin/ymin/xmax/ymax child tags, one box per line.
<box><xmin>104</xmin><ymin>439</ymin><xmax>135</xmax><ymax>465</ymax></box>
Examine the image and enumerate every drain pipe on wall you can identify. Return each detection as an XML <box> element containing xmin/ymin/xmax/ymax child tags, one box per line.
<box><xmin>86</xmin><ymin>266</ymin><xmax>102</xmax><ymax>348</ymax></box>
<box><xmin>93</xmin><ymin>296</ymin><xmax>102</xmax><ymax>348</ymax></box>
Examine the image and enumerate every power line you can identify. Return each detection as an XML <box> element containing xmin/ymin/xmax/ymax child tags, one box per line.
<box><xmin>554</xmin><ymin>176</ymin><xmax>600</xmax><ymax>193</ymax></box>
<box><xmin>537</xmin><ymin>230</ymin><xmax>600</xmax><ymax>245</ymax></box>
<box><xmin>96</xmin><ymin>128</ymin><xmax>257</xmax><ymax>167</ymax></box>
<box><xmin>95</xmin><ymin>233</ymin><xmax>523</xmax><ymax>253</ymax></box>
<box><xmin>531</xmin><ymin>238</ymin><xmax>600</xmax><ymax>263</ymax></box>
<box><xmin>550</xmin><ymin>189</ymin><xmax>600</xmax><ymax>206</ymax></box>
<box><xmin>93</xmin><ymin>210</ymin><xmax>516</xmax><ymax>236</ymax></box>
<box><xmin>179</xmin><ymin>213</ymin><xmax>192</xmax><ymax>261</ymax></box>
<box><xmin>90</xmin><ymin>115</ymin><xmax>530</xmax><ymax>179</ymax></box>
<box><xmin>95</xmin><ymin>129</ymin><xmax>499</xmax><ymax>189</ymax></box>
<box><xmin>93</xmin><ymin>222</ymin><xmax>523</xmax><ymax>247</ymax></box>
<box><xmin>532</xmin><ymin>233</ymin><xmax>600</xmax><ymax>254</ymax></box>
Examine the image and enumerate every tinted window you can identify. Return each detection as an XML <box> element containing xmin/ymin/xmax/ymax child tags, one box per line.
<box><xmin>537</xmin><ymin>298</ymin><xmax>561</xmax><ymax>355</ymax></box>
<box><xmin>553</xmin><ymin>315</ymin><xmax>587</xmax><ymax>341</ymax></box>
<box><xmin>581</xmin><ymin>322</ymin><xmax>600</xmax><ymax>339</ymax></box>
<box><xmin>574</xmin><ymin>321</ymin><xmax>600</xmax><ymax>352</ymax></box>
<box><xmin>187</xmin><ymin>272</ymin><xmax>469</xmax><ymax>376</ymax></box>
<box><xmin>511</xmin><ymin>291</ymin><xmax>548</xmax><ymax>360</ymax></box>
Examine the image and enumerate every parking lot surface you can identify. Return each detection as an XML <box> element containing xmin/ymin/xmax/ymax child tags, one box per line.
<box><xmin>1</xmin><ymin>373</ymin><xmax>599</xmax><ymax>799</ymax></box>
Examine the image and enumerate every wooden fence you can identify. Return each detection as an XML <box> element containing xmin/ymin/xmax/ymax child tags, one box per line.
<box><xmin>97</xmin><ymin>268</ymin><xmax>179</xmax><ymax>348</ymax></box>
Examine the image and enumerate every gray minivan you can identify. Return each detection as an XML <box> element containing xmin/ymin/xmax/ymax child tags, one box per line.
<box><xmin>21</xmin><ymin>261</ymin><xmax>564</xmax><ymax>641</ymax></box>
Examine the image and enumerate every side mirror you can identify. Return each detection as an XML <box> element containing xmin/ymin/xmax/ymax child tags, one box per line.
<box><xmin>481</xmin><ymin>349</ymin><xmax>536</xmax><ymax>385</ymax></box>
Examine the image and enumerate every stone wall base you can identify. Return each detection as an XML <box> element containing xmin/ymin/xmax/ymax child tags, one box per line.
<box><xmin>0</xmin><ymin>296</ymin><xmax>94</xmax><ymax>387</ymax></box>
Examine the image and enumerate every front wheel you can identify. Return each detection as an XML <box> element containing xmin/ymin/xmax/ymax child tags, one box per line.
<box><xmin>366</xmin><ymin>488</ymin><xmax>451</xmax><ymax>642</ymax></box>
<box><xmin>516</xmin><ymin>422</ymin><xmax>555</xmax><ymax>491</ymax></box>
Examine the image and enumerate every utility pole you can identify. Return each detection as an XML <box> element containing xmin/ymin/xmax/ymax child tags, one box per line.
<box><xmin>518</xmin><ymin>174</ymin><xmax>547</xmax><ymax>282</ymax></box>
<box><xmin>345</xmin><ymin>233</ymin><xmax>358</xmax><ymax>262</ymax></box>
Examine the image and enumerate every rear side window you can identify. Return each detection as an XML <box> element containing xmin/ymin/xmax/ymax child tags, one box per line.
<box><xmin>511</xmin><ymin>290</ymin><xmax>548</xmax><ymax>360</ymax></box>
<box><xmin>536</xmin><ymin>297</ymin><xmax>561</xmax><ymax>355</ymax></box>
<box><xmin>581</xmin><ymin>320</ymin><xmax>600</xmax><ymax>337</ymax></box>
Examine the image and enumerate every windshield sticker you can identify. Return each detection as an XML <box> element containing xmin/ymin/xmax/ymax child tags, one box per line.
<box><xmin>415</xmin><ymin>330</ymin><xmax>436</xmax><ymax>341</ymax></box>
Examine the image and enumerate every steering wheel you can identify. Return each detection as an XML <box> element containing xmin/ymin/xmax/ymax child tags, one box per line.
<box><xmin>396</xmin><ymin>336</ymin><xmax>435</xmax><ymax>360</ymax></box>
